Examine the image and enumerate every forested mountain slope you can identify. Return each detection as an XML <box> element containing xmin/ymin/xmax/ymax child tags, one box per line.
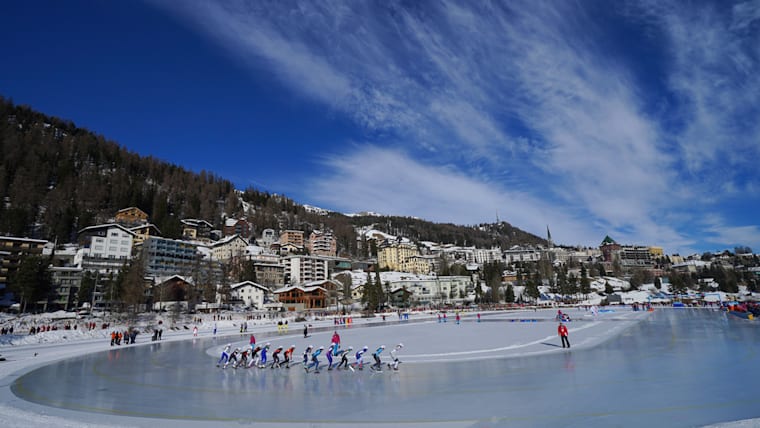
<box><xmin>0</xmin><ymin>97</ymin><xmax>545</xmax><ymax>255</ymax></box>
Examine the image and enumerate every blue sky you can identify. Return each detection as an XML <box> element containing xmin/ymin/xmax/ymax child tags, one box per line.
<box><xmin>2</xmin><ymin>0</ymin><xmax>760</xmax><ymax>255</ymax></box>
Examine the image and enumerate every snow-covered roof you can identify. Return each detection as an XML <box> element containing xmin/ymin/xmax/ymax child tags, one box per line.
<box><xmin>77</xmin><ymin>223</ymin><xmax>136</xmax><ymax>237</ymax></box>
<box><xmin>154</xmin><ymin>274</ymin><xmax>193</xmax><ymax>286</ymax></box>
<box><xmin>273</xmin><ymin>284</ymin><xmax>327</xmax><ymax>294</ymax></box>
<box><xmin>334</xmin><ymin>270</ymin><xmax>438</xmax><ymax>288</ymax></box>
<box><xmin>129</xmin><ymin>223</ymin><xmax>162</xmax><ymax>234</ymax></box>
<box><xmin>230</xmin><ymin>281</ymin><xmax>269</xmax><ymax>291</ymax></box>
<box><xmin>224</xmin><ymin>218</ymin><xmax>244</xmax><ymax>227</ymax></box>
<box><xmin>181</xmin><ymin>218</ymin><xmax>213</xmax><ymax>228</ymax></box>
<box><xmin>0</xmin><ymin>235</ymin><xmax>49</xmax><ymax>244</ymax></box>
<box><xmin>211</xmin><ymin>234</ymin><xmax>247</xmax><ymax>247</ymax></box>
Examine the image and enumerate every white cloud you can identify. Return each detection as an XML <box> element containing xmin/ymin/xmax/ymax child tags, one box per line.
<box><xmin>310</xmin><ymin>146</ymin><xmax>600</xmax><ymax>246</ymax></box>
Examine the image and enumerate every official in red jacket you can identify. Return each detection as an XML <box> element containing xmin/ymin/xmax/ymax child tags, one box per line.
<box><xmin>558</xmin><ymin>323</ymin><xmax>570</xmax><ymax>348</ymax></box>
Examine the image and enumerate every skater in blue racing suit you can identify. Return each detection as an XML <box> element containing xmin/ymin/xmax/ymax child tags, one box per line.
<box><xmin>371</xmin><ymin>345</ymin><xmax>385</xmax><ymax>370</ymax></box>
<box><xmin>305</xmin><ymin>346</ymin><xmax>324</xmax><ymax>372</ymax></box>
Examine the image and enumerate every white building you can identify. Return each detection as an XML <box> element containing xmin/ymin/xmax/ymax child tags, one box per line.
<box><xmin>230</xmin><ymin>281</ymin><xmax>269</xmax><ymax>309</ymax></box>
<box><xmin>209</xmin><ymin>234</ymin><xmax>248</xmax><ymax>261</ymax></box>
<box><xmin>281</xmin><ymin>255</ymin><xmax>329</xmax><ymax>284</ymax></box>
<box><xmin>257</xmin><ymin>228</ymin><xmax>279</xmax><ymax>249</ymax></box>
<box><xmin>386</xmin><ymin>275</ymin><xmax>473</xmax><ymax>305</ymax></box>
<box><xmin>75</xmin><ymin>224</ymin><xmax>135</xmax><ymax>274</ymax></box>
<box><xmin>474</xmin><ymin>247</ymin><xmax>503</xmax><ymax>265</ymax></box>
<box><xmin>503</xmin><ymin>246</ymin><xmax>542</xmax><ymax>264</ymax></box>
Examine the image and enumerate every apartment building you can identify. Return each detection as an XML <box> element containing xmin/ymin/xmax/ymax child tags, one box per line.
<box><xmin>49</xmin><ymin>266</ymin><xmax>82</xmax><ymax>311</ymax></box>
<box><xmin>307</xmin><ymin>230</ymin><xmax>337</xmax><ymax>256</ymax></box>
<box><xmin>181</xmin><ymin>219</ymin><xmax>214</xmax><ymax>241</ymax></box>
<box><xmin>377</xmin><ymin>240</ymin><xmax>420</xmax><ymax>272</ymax></box>
<box><xmin>281</xmin><ymin>255</ymin><xmax>329</xmax><ymax>284</ymax></box>
<box><xmin>474</xmin><ymin>247</ymin><xmax>503</xmax><ymax>265</ymax></box>
<box><xmin>504</xmin><ymin>246</ymin><xmax>542</xmax><ymax>264</ymax></box>
<box><xmin>279</xmin><ymin>230</ymin><xmax>305</xmax><ymax>248</ymax></box>
<box><xmin>387</xmin><ymin>275</ymin><xmax>473</xmax><ymax>305</ymax></box>
<box><xmin>223</xmin><ymin>218</ymin><xmax>253</xmax><ymax>240</ymax></box>
<box><xmin>75</xmin><ymin>224</ymin><xmax>135</xmax><ymax>274</ymax></box>
<box><xmin>209</xmin><ymin>234</ymin><xmax>248</xmax><ymax>262</ymax></box>
<box><xmin>0</xmin><ymin>235</ymin><xmax>48</xmax><ymax>286</ymax></box>
<box><xmin>140</xmin><ymin>236</ymin><xmax>199</xmax><ymax>277</ymax></box>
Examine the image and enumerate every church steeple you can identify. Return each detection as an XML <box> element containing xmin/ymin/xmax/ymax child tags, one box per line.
<box><xmin>546</xmin><ymin>225</ymin><xmax>553</xmax><ymax>247</ymax></box>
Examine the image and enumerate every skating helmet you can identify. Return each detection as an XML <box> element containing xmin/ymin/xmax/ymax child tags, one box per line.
<box><xmin>235</xmin><ymin>348</ymin><xmax>240</xmax><ymax>352</ymax></box>
<box><xmin>226</xmin><ymin>343</ymin><xmax>231</xmax><ymax>347</ymax></box>
<box><xmin>363</xmin><ymin>346</ymin><xmax>368</xmax><ymax>350</ymax></box>
<box><xmin>266</xmin><ymin>342</ymin><xmax>271</xmax><ymax>346</ymax></box>
<box><xmin>319</xmin><ymin>346</ymin><xmax>324</xmax><ymax>350</ymax></box>
<box><xmin>380</xmin><ymin>345</ymin><xmax>385</xmax><ymax>349</ymax></box>
<box><xmin>277</xmin><ymin>345</ymin><xmax>283</xmax><ymax>349</ymax></box>
<box><xmin>347</xmin><ymin>346</ymin><xmax>353</xmax><ymax>350</ymax></box>
<box><xmin>290</xmin><ymin>345</ymin><xmax>295</xmax><ymax>349</ymax></box>
<box><xmin>398</xmin><ymin>343</ymin><xmax>404</xmax><ymax>348</ymax></box>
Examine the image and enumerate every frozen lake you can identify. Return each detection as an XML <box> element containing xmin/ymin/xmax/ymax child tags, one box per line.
<box><xmin>9</xmin><ymin>308</ymin><xmax>760</xmax><ymax>427</ymax></box>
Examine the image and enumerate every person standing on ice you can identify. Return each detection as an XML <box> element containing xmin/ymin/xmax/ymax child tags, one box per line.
<box><xmin>303</xmin><ymin>324</ymin><xmax>308</xmax><ymax>338</ymax></box>
<box><xmin>192</xmin><ymin>326</ymin><xmax>198</xmax><ymax>337</ymax></box>
<box><xmin>249</xmin><ymin>334</ymin><xmax>256</xmax><ymax>351</ymax></box>
<box><xmin>305</xmin><ymin>346</ymin><xmax>324</xmax><ymax>373</ymax></box>
<box><xmin>371</xmin><ymin>345</ymin><xmax>385</xmax><ymax>370</ymax></box>
<box><xmin>388</xmin><ymin>343</ymin><xmax>403</xmax><ymax>370</ymax></box>
<box><xmin>217</xmin><ymin>344</ymin><xmax>231</xmax><ymax>367</ymax></box>
<box><xmin>332</xmin><ymin>331</ymin><xmax>340</xmax><ymax>345</ymax></box>
<box><xmin>558</xmin><ymin>322</ymin><xmax>570</xmax><ymax>348</ymax></box>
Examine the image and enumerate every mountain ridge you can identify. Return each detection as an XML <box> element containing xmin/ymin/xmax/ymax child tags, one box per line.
<box><xmin>0</xmin><ymin>97</ymin><xmax>547</xmax><ymax>255</ymax></box>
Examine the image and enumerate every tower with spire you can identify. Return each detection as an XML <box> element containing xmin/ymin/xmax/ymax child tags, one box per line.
<box><xmin>546</xmin><ymin>225</ymin><xmax>553</xmax><ymax>248</ymax></box>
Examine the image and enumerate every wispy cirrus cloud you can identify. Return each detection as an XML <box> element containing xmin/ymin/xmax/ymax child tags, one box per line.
<box><xmin>311</xmin><ymin>145</ymin><xmax>601</xmax><ymax>246</ymax></box>
<box><xmin>158</xmin><ymin>0</ymin><xmax>760</xmax><ymax>253</ymax></box>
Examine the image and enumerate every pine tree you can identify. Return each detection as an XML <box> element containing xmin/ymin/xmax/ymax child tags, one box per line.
<box><xmin>121</xmin><ymin>253</ymin><xmax>147</xmax><ymax>318</ymax></box>
<box><xmin>505</xmin><ymin>283</ymin><xmax>515</xmax><ymax>303</ymax></box>
<box><xmin>580</xmin><ymin>265</ymin><xmax>591</xmax><ymax>297</ymax></box>
<box><xmin>10</xmin><ymin>255</ymin><xmax>52</xmax><ymax>312</ymax></box>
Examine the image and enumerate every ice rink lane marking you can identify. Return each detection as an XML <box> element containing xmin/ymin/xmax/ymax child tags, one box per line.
<box><xmin>403</xmin><ymin>321</ymin><xmax>600</xmax><ymax>360</ymax></box>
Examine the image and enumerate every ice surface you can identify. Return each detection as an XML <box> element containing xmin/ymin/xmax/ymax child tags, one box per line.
<box><xmin>2</xmin><ymin>308</ymin><xmax>760</xmax><ymax>427</ymax></box>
